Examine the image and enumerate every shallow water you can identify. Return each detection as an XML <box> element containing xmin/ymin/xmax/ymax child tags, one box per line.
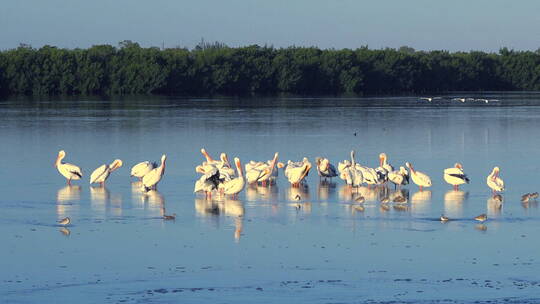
<box><xmin>2</xmin><ymin>93</ymin><xmax>540</xmax><ymax>303</ymax></box>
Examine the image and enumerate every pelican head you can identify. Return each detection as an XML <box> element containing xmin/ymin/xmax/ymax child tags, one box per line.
<box><xmin>379</xmin><ymin>153</ymin><xmax>387</xmax><ymax>166</ymax></box>
<box><xmin>110</xmin><ymin>159</ymin><xmax>123</xmax><ymax>171</ymax></box>
<box><xmin>455</xmin><ymin>163</ymin><xmax>463</xmax><ymax>170</ymax></box>
<box><xmin>55</xmin><ymin>150</ymin><xmax>66</xmax><ymax>167</ymax></box>
<box><xmin>315</xmin><ymin>157</ymin><xmax>322</xmax><ymax>165</ymax></box>
<box><xmin>302</xmin><ymin>157</ymin><xmax>309</xmax><ymax>163</ymax></box>
<box><xmin>234</xmin><ymin>157</ymin><xmax>243</xmax><ymax>177</ymax></box>
<box><xmin>492</xmin><ymin>166</ymin><xmax>500</xmax><ymax>176</ymax></box>
<box><xmin>277</xmin><ymin>162</ymin><xmax>285</xmax><ymax>169</ymax></box>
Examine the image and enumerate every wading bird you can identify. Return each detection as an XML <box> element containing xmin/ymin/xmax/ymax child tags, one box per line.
<box><xmin>443</xmin><ymin>163</ymin><xmax>470</xmax><ymax>190</ymax></box>
<box><xmin>90</xmin><ymin>159</ymin><xmax>123</xmax><ymax>186</ymax></box>
<box><xmin>406</xmin><ymin>162</ymin><xmax>431</xmax><ymax>191</ymax></box>
<box><xmin>486</xmin><ymin>167</ymin><xmax>504</xmax><ymax>194</ymax></box>
<box><xmin>142</xmin><ymin>155</ymin><xmax>167</xmax><ymax>192</ymax></box>
<box><xmin>55</xmin><ymin>150</ymin><xmax>82</xmax><ymax>185</ymax></box>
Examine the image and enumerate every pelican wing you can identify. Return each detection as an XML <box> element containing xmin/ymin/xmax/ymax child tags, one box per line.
<box><xmin>131</xmin><ymin>161</ymin><xmax>154</xmax><ymax>178</ymax></box>
<box><xmin>90</xmin><ymin>164</ymin><xmax>108</xmax><ymax>184</ymax></box>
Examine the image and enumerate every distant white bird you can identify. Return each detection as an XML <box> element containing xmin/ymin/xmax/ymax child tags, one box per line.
<box><xmin>284</xmin><ymin>158</ymin><xmax>312</xmax><ymax>187</ymax></box>
<box><xmin>54</xmin><ymin>150</ymin><xmax>83</xmax><ymax>185</ymax></box>
<box><xmin>388</xmin><ymin>166</ymin><xmax>409</xmax><ymax>189</ymax></box>
<box><xmin>131</xmin><ymin>161</ymin><xmax>157</xmax><ymax>180</ymax></box>
<box><xmin>486</xmin><ymin>166</ymin><xmax>504</xmax><ymax>193</ymax></box>
<box><xmin>219</xmin><ymin>157</ymin><xmax>245</xmax><ymax>197</ymax></box>
<box><xmin>142</xmin><ymin>155</ymin><xmax>167</xmax><ymax>192</ymax></box>
<box><xmin>90</xmin><ymin>159</ymin><xmax>123</xmax><ymax>186</ymax></box>
<box><xmin>443</xmin><ymin>163</ymin><xmax>470</xmax><ymax>190</ymax></box>
<box><xmin>406</xmin><ymin>162</ymin><xmax>431</xmax><ymax>191</ymax></box>
<box><xmin>419</xmin><ymin>97</ymin><xmax>441</xmax><ymax>102</ymax></box>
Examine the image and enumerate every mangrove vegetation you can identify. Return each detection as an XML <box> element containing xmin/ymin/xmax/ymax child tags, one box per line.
<box><xmin>1</xmin><ymin>40</ymin><xmax>540</xmax><ymax>96</ymax></box>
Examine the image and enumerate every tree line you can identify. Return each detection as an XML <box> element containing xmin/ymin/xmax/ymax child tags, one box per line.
<box><xmin>0</xmin><ymin>40</ymin><xmax>539</xmax><ymax>96</ymax></box>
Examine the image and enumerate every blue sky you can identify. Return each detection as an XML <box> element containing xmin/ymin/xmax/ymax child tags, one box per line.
<box><xmin>2</xmin><ymin>0</ymin><xmax>540</xmax><ymax>51</ymax></box>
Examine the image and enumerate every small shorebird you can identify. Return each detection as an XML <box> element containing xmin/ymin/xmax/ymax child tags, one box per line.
<box><xmin>355</xmin><ymin>195</ymin><xmax>365</xmax><ymax>203</ymax></box>
<box><xmin>440</xmin><ymin>215</ymin><xmax>449</xmax><ymax>222</ymax></box>
<box><xmin>393</xmin><ymin>196</ymin><xmax>407</xmax><ymax>203</ymax></box>
<box><xmin>474</xmin><ymin>214</ymin><xmax>487</xmax><ymax>222</ymax></box>
<box><xmin>58</xmin><ymin>217</ymin><xmax>70</xmax><ymax>226</ymax></box>
<box><xmin>531</xmin><ymin>192</ymin><xmax>539</xmax><ymax>199</ymax></box>
<box><xmin>294</xmin><ymin>194</ymin><xmax>301</xmax><ymax>201</ymax></box>
<box><xmin>419</xmin><ymin>97</ymin><xmax>441</xmax><ymax>102</ymax></box>
<box><xmin>163</xmin><ymin>213</ymin><xmax>176</xmax><ymax>220</ymax></box>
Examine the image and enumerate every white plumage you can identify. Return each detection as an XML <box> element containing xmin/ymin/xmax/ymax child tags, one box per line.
<box><xmin>90</xmin><ymin>159</ymin><xmax>123</xmax><ymax>185</ymax></box>
<box><xmin>388</xmin><ymin>166</ymin><xmax>409</xmax><ymax>188</ymax></box>
<box><xmin>131</xmin><ymin>161</ymin><xmax>156</xmax><ymax>180</ymax></box>
<box><xmin>55</xmin><ymin>150</ymin><xmax>83</xmax><ymax>185</ymax></box>
<box><xmin>444</xmin><ymin>163</ymin><xmax>470</xmax><ymax>190</ymax></box>
<box><xmin>406</xmin><ymin>162</ymin><xmax>431</xmax><ymax>190</ymax></box>
<box><xmin>487</xmin><ymin>166</ymin><xmax>504</xmax><ymax>193</ymax></box>
<box><xmin>284</xmin><ymin>158</ymin><xmax>312</xmax><ymax>187</ymax></box>
<box><xmin>218</xmin><ymin>157</ymin><xmax>245</xmax><ymax>196</ymax></box>
<box><xmin>142</xmin><ymin>155</ymin><xmax>167</xmax><ymax>192</ymax></box>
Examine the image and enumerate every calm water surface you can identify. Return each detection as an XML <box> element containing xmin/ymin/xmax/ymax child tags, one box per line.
<box><xmin>2</xmin><ymin>93</ymin><xmax>540</xmax><ymax>303</ymax></box>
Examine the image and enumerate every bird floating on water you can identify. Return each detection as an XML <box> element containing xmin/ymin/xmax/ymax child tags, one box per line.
<box><xmin>440</xmin><ymin>215</ymin><xmax>449</xmax><ymax>222</ymax></box>
<box><xmin>474</xmin><ymin>214</ymin><xmax>488</xmax><ymax>222</ymax></box>
<box><xmin>163</xmin><ymin>213</ymin><xmax>176</xmax><ymax>220</ymax></box>
<box><xmin>55</xmin><ymin>150</ymin><xmax>82</xmax><ymax>185</ymax></box>
<box><xmin>419</xmin><ymin>97</ymin><xmax>441</xmax><ymax>102</ymax></box>
<box><xmin>58</xmin><ymin>217</ymin><xmax>71</xmax><ymax>226</ymax></box>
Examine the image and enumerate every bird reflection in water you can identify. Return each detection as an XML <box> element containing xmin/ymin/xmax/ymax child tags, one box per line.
<box><xmin>487</xmin><ymin>194</ymin><xmax>503</xmax><ymax>216</ymax></box>
<box><xmin>194</xmin><ymin>198</ymin><xmax>245</xmax><ymax>242</ymax></box>
<box><xmin>444</xmin><ymin>190</ymin><xmax>468</xmax><ymax>218</ymax></box>
<box><xmin>142</xmin><ymin>190</ymin><xmax>165</xmax><ymax>217</ymax></box>
<box><xmin>317</xmin><ymin>181</ymin><xmax>336</xmax><ymax>201</ymax></box>
<box><xmin>245</xmin><ymin>184</ymin><xmax>279</xmax><ymax>202</ymax></box>
<box><xmin>59</xmin><ymin>227</ymin><xmax>71</xmax><ymax>236</ymax></box>
<box><xmin>56</xmin><ymin>185</ymin><xmax>81</xmax><ymax>218</ymax></box>
<box><xmin>131</xmin><ymin>181</ymin><xmax>145</xmax><ymax>208</ymax></box>
<box><xmin>90</xmin><ymin>186</ymin><xmax>110</xmax><ymax>213</ymax></box>
<box><xmin>411</xmin><ymin>190</ymin><xmax>432</xmax><ymax>215</ymax></box>
<box><xmin>287</xmin><ymin>185</ymin><xmax>310</xmax><ymax>202</ymax></box>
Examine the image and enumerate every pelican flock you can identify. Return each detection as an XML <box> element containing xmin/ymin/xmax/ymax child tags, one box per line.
<box><xmin>55</xmin><ymin>148</ymin><xmax>529</xmax><ymax>224</ymax></box>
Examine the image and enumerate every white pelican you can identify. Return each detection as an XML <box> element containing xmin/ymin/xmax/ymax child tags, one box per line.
<box><xmin>375</xmin><ymin>153</ymin><xmax>393</xmax><ymax>183</ymax></box>
<box><xmin>350</xmin><ymin>150</ymin><xmax>379</xmax><ymax>186</ymax></box>
<box><xmin>405</xmin><ymin>162</ymin><xmax>431</xmax><ymax>191</ymax></box>
<box><xmin>315</xmin><ymin>157</ymin><xmax>338</xmax><ymax>181</ymax></box>
<box><xmin>443</xmin><ymin>163</ymin><xmax>470</xmax><ymax>190</ymax></box>
<box><xmin>486</xmin><ymin>166</ymin><xmax>504</xmax><ymax>193</ymax></box>
<box><xmin>218</xmin><ymin>157</ymin><xmax>245</xmax><ymax>197</ymax></box>
<box><xmin>55</xmin><ymin>150</ymin><xmax>83</xmax><ymax>185</ymax></box>
<box><xmin>142</xmin><ymin>155</ymin><xmax>166</xmax><ymax>192</ymax></box>
<box><xmin>90</xmin><ymin>159</ymin><xmax>123</xmax><ymax>186</ymax></box>
<box><xmin>419</xmin><ymin>97</ymin><xmax>441</xmax><ymax>102</ymax></box>
<box><xmin>284</xmin><ymin>158</ymin><xmax>312</xmax><ymax>187</ymax></box>
<box><xmin>245</xmin><ymin>153</ymin><xmax>279</xmax><ymax>186</ymax></box>
<box><xmin>131</xmin><ymin>161</ymin><xmax>157</xmax><ymax>180</ymax></box>
<box><xmin>194</xmin><ymin>162</ymin><xmax>221</xmax><ymax>199</ymax></box>
<box><xmin>337</xmin><ymin>159</ymin><xmax>352</xmax><ymax>182</ymax></box>
<box><xmin>388</xmin><ymin>166</ymin><xmax>409</xmax><ymax>189</ymax></box>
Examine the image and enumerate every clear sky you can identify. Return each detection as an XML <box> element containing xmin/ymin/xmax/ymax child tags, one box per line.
<box><xmin>2</xmin><ymin>0</ymin><xmax>540</xmax><ymax>52</ymax></box>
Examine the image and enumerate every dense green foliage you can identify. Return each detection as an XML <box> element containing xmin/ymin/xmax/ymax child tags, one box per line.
<box><xmin>1</xmin><ymin>41</ymin><xmax>539</xmax><ymax>96</ymax></box>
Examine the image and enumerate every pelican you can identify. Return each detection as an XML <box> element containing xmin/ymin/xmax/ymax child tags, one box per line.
<box><xmin>486</xmin><ymin>166</ymin><xmax>504</xmax><ymax>194</ymax></box>
<box><xmin>284</xmin><ymin>158</ymin><xmax>312</xmax><ymax>187</ymax></box>
<box><xmin>350</xmin><ymin>151</ymin><xmax>379</xmax><ymax>186</ymax></box>
<box><xmin>194</xmin><ymin>162</ymin><xmax>221</xmax><ymax>199</ymax></box>
<box><xmin>405</xmin><ymin>162</ymin><xmax>431</xmax><ymax>191</ymax></box>
<box><xmin>375</xmin><ymin>153</ymin><xmax>393</xmax><ymax>183</ymax></box>
<box><xmin>141</xmin><ymin>155</ymin><xmax>166</xmax><ymax>192</ymax></box>
<box><xmin>131</xmin><ymin>161</ymin><xmax>157</xmax><ymax>180</ymax></box>
<box><xmin>315</xmin><ymin>157</ymin><xmax>338</xmax><ymax>181</ymax></box>
<box><xmin>218</xmin><ymin>157</ymin><xmax>245</xmax><ymax>197</ymax></box>
<box><xmin>245</xmin><ymin>153</ymin><xmax>279</xmax><ymax>186</ymax></box>
<box><xmin>388</xmin><ymin>166</ymin><xmax>409</xmax><ymax>189</ymax></box>
<box><xmin>55</xmin><ymin>150</ymin><xmax>83</xmax><ymax>185</ymax></box>
<box><xmin>90</xmin><ymin>159</ymin><xmax>123</xmax><ymax>186</ymax></box>
<box><xmin>443</xmin><ymin>163</ymin><xmax>470</xmax><ymax>190</ymax></box>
